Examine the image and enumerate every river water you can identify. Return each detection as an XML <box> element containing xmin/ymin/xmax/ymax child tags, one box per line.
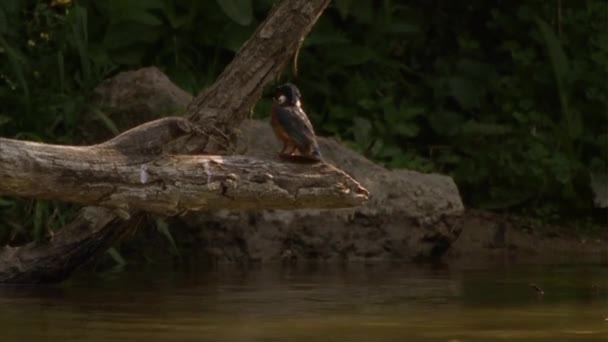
<box><xmin>0</xmin><ymin>262</ymin><xmax>606</xmax><ymax>341</ymax></box>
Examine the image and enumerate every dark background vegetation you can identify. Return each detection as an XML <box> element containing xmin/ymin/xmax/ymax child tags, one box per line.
<box><xmin>0</xmin><ymin>0</ymin><xmax>606</xmax><ymax>244</ymax></box>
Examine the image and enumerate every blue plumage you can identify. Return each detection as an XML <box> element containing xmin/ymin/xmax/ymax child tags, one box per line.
<box><xmin>270</xmin><ymin>83</ymin><xmax>322</xmax><ymax>161</ymax></box>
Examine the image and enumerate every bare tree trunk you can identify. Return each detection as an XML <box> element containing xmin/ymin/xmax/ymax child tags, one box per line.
<box><xmin>0</xmin><ymin>0</ymin><xmax>337</xmax><ymax>283</ymax></box>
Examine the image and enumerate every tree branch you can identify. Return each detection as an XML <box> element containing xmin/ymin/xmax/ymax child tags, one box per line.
<box><xmin>0</xmin><ymin>0</ymin><xmax>337</xmax><ymax>283</ymax></box>
<box><xmin>185</xmin><ymin>0</ymin><xmax>332</xmax><ymax>153</ymax></box>
<box><xmin>0</xmin><ymin>132</ymin><xmax>368</xmax><ymax>215</ymax></box>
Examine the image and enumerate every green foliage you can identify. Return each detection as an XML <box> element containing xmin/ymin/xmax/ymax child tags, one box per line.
<box><xmin>0</xmin><ymin>0</ymin><xmax>605</xmax><ymax>242</ymax></box>
<box><xmin>294</xmin><ymin>0</ymin><xmax>607</xmax><ymax>218</ymax></box>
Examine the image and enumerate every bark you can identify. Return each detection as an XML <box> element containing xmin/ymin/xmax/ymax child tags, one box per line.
<box><xmin>0</xmin><ymin>0</ymin><xmax>335</xmax><ymax>283</ymax></box>
<box><xmin>0</xmin><ymin>119</ymin><xmax>368</xmax><ymax>214</ymax></box>
<box><xmin>184</xmin><ymin>0</ymin><xmax>331</xmax><ymax>154</ymax></box>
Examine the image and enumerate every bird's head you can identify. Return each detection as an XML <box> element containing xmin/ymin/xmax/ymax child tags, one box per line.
<box><xmin>274</xmin><ymin>83</ymin><xmax>302</xmax><ymax>107</ymax></box>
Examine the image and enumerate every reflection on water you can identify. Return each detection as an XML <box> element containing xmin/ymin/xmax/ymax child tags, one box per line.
<box><xmin>0</xmin><ymin>262</ymin><xmax>606</xmax><ymax>341</ymax></box>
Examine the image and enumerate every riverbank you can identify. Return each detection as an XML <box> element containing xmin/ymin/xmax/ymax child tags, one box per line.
<box><xmin>447</xmin><ymin>209</ymin><xmax>607</xmax><ymax>267</ymax></box>
<box><xmin>111</xmin><ymin>208</ymin><xmax>606</xmax><ymax>270</ymax></box>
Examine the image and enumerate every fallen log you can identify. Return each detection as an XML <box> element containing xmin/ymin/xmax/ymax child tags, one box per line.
<box><xmin>0</xmin><ymin>119</ymin><xmax>368</xmax><ymax>214</ymax></box>
<box><xmin>0</xmin><ymin>0</ymin><xmax>338</xmax><ymax>283</ymax></box>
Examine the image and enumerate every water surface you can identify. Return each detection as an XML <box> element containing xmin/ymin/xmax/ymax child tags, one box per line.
<box><xmin>0</xmin><ymin>263</ymin><xmax>606</xmax><ymax>341</ymax></box>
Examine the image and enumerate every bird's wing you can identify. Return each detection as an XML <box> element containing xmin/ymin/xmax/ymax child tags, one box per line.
<box><xmin>274</xmin><ymin>106</ymin><xmax>318</xmax><ymax>150</ymax></box>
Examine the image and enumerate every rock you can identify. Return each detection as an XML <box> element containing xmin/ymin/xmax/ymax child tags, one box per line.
<box><xmin>81</xmin><ymin>66</ymin><xmax>193</xmax><ymax>143</ymax></box>
<box><xmin>90</xmin><ymin>67</ymin><xmax>465</xmax><ymax>263</ymax></box>
<box><xmin>181</xmin><ymin>120</ymin><xmax>464</xmax><ymax>262</ymax></box>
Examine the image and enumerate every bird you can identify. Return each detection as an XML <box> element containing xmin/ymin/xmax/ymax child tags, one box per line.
<box><xmin>270</xmin><ymin>83</ymin><xmax>322</xmax><ymax>161</ymax></box>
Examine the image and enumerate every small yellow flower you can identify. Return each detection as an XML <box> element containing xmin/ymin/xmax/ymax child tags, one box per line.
<box><xmin>40</xmin><ymin>32</ymin><xmax>49</xmax><ymax>40</ymax></box>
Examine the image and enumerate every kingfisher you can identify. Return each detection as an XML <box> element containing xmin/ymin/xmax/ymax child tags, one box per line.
<box><xmin>270</xmin><ymin>83</ymin><xmax>322</xmax><ymax>161</ymax></box>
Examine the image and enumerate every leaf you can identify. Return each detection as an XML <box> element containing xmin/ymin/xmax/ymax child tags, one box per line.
<box><xmin>590</xmin><ymin>172</ymin><xmax>608</xmax><ymax>208</ymax></box>
<box><xmin>0</xmin><ymin>0</ymin><xmax>19</xmax><ymax>34</ymax></box>
<box><xmin>393</xmin><ymin>122</ymin><xmax>419</xmax><ymax>138</ymax></box>
<box><xmin>377</xmin><ymin>144</ymin><xmax>403</xmax><ymax>159</ymax></box>
<box><xmin>0</xmin><ymin>198</ymin><xmax>14</xmax><ymax>207</ymax></box>
<box><xmin>0</xmin><ymin>115</ymin><xmax>11</xmax><ymax>126</ymax></box>
<box><xmin>351</xmin><ymin>117</ymin><xmax>372</xmax><ymax>148</ymax></box>
<box><xmin>107</xmin><ymin>247</ymin><xmax>126</xmax><ymax>266</ymax></box>
<box><xmin>535</xmin><ymin>17</ymin><xmax>570</xmax><ymax>84</ymax></box>
<box><xmin>334</xmin><ymin>0</ymin><xmax>352</xmax><ymax>19</ymax></box>
<box><xmin>348</xmin><ymin>0</ymin><xmax>373</xmax><ymax>23</ymax></box>
<box><xmin>0</xmin><ymin>6</ymin><xmax>7</xmax><ymax>34</ymax></box>
<box><xmin>323</xmin><ymin>45</ymin><xmax>376</xmax><ymax>66</ymax></box>
<box><xmin>448</xmin><ymin>76</ymin><xmax>481</xmax><ymax>110</ymax></box>
<box><xmin>56</xmin><ymin>51</ymin><xmax>65</xmax><ymax>93</ymax></box>
<box><xmin>216</xmin><ymin>0</ymin><xmax>252</xmax><ymax>26</ymax></box>
<box><xmin>107</xmin><ymin>45</ymin><xmax>150</xmax><ymax>65</ymax></box>
<box><xmin>69</xmin><ymin>6</ymin><xmax>91</xmax><ymax>85</ymax></box>
<box><xmin>385</xmin><ymin>22</ymin><xmax>419</xmax><ymax>34</ymax></box>
<box><xmin>0</xmin><ymin>34</ymin><xmax>30</xmax><ymax>105</ymax></box>
<box><xmin>97</xmin><ymin>0</ymin><xmax>164</xmax><ymax>25</ymax></box>
<box><xmin>305</xmin><ymin>33</ymin><xmax>349</xmax><ymax>46</ymax></box>
<box><xmin>155</xmin><ymin>218</ymin><xmax>179</xmax><ymax>255</ymax></box>
<box><xmin>216</xmin><ymin>23</ymin><xmax>252</xmax><ymax>52</ymax></box>
<box><xmin>401</xmin><ymin>106</ymin><xmax>425</xmax><ymax>120</ymax></box>
<box><xmin>460</xmin><ymin>121</ymin><xmax>512</xmax><ymax>136</ymax></box>
<box><xmin>535</xmin><ymin>17</ymin><xmax>580</xmax><ymax>139</ymax></box>
<box><xmin>91</xmin><ymin>108</ymin><xmax>120</xmax><ymax>135</ymax></box>
<box><xmin>428</xmin><ymin>111</ymin><xmax>465</xmax><ymax>136</ymax></box>
<box><xmin>103</xmin><ymin>22</ymin><xmax>162</xmax><ymax>49</ymax></box>
<box><xmin>479</xmin><ymin>188</ymin><xmax>534</xmax><ymax>210</ymax></box>
<box><xmin>33</xmin><ymin>200</ymin><xmax>47</xmax><ymax>241</ymax></box>
<box><xmin>163</xmin><ymin>0</ymin><xmax>199</xmax><ymax>29</ymax></box>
